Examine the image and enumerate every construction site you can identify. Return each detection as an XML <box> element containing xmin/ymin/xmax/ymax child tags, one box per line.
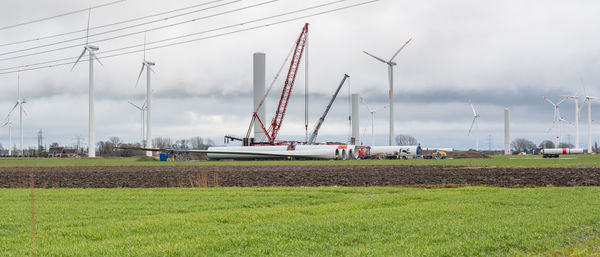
<box><xmin>1</xmin><ymin>0</ymin><xmax>600</xmax><ymax>256</ymax></box>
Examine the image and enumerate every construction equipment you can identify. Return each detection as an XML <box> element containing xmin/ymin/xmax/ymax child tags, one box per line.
<box><xmin>307</xmin><ymin>74</ymin><xmax>349</xmax><ymax>144</ymax></box>
<box><xmin>247</xmin><ymin>23</ymin><xmax>309</xmax><ymax>145</ymax></box>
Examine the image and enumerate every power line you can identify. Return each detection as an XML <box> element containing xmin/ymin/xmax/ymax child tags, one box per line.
<box><xmin>0</xmin><ymin>0</ymin><xmax>360</xmax><ymax>72</ymax></box>
<box><xmin>0</xmin><ymin>0</ymin><xmax>255</xmax><ymax>58</ymax></box>
<box><xmin>0</xmin><ymin>0</ymin><xmax>127</xmax><ymax>31</ymax></box>
<box><xmin>0</xmin><ymin>0</ymin><xmax>379</xmax><ymax>76</ymax></box>
<box><xmin>0</xmin><ymin>0</ymin><xmax>231</xmax><ymax>48</ymax></box>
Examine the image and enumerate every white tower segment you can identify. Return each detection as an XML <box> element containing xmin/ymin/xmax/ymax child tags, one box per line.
<box><xmin>504</xmin><ymin>108</ymin><xmax>510</xmax><ymax>155</ymax></box>
<box><xmin>563</xmin><ymin>95</ymin><xmax>579</xmax><ymax>148</ymax></box>
<box><xmin>363</xmin><ymin>38</ymin><xmax>412</xmax><ymax>146</ymax></box>
<box><xmin>253</xmin><ymin>53</ymin><xmax>266</xmax><ymax>140</ymax></box>
<box><xmin>579</xmin><ymin>80</ymin><xmax>596</xmax><ymax>153</ymax></box>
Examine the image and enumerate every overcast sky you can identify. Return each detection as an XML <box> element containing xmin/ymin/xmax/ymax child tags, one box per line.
<box><xmin>0</xmin><ymin>0</ymin><xmax>599</xmax><ymax>150</ymax></box>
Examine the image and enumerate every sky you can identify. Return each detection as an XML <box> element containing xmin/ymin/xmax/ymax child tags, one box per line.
<box><xmin>0</xmin><ymin>0</ymin><xmax>599</xmax><ymax>151</ymax></box>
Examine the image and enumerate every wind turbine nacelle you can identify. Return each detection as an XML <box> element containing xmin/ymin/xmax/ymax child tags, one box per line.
<box><xmin>146</xmin><ymin>61</ymin><xmax>156</xmax><ymax>66</ymax></box>
<box><xmin>389</xmin><ymin>61</ymin><xmax>397</xmax><ymax>66</ymax></box>
<box><xmin>87</xmin><ymin>45</ymin><xmax>99</xmax><ymax>51</ymax></box>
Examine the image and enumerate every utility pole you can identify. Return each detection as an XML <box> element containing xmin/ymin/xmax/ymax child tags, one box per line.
<box><xmin>37</xmin><ymin>129</ymin><xmax>44</xmax><ymax>156</ymax></box>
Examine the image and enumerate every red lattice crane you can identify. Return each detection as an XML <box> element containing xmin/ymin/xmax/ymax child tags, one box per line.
<box><xmin>253</xmin><ymin>23</ymin><xmax>309</xmax><ymax>144</ymax></box>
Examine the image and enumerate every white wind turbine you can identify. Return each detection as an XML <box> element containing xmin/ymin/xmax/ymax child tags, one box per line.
<box><xmin>1</xmin><ymin>115</ymin><xmax>12</xmax><ymax>156</ymax></box>
<box><xmin>71</xmin><ymin>9</ymin><xmax>102</xmax><ymax>158</ymax></box>
<box><xmin>128</xmin><ymin>100</ymin><xmax>147</xmax><ymax>144</ymax></box>
<box><xmin>544</xmin><ymin>96</ymin><xmax>567</xmax><ymax>147</ymax></box>
<box><xmin>468</xmin><ymin>100</ymin><xmax>481</xmax><ymax>151</ymax></box>
<box><xmin>360</xmin><ymin>97</ymin><xmax>388</xmax><ymax>147</ymax></box>
<box><xmin>578</xmin><ymin>80</ymin><xmax>597</xmax><ymax>153</ymax></box>
<box><xmin>363</xmin><ymin>38</ymin><xmax>412</xmax><ymax>146</ymax></box>
<box><xmin>7</xmin><ymin>73</ymin><xmax>27</xmax><ymax>156</ymax></box>
<box><xmin>135</xmin><ymin>35</ymin><xmax>155</xmax><ymax>157</ymax></box>
<box><xmin>562</xmin><ymin>92</ymin><xmax>580</xmax><ymax>148</ymax></box>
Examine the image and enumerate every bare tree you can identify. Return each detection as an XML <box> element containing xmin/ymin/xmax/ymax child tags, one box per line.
<box><xmin>395</xmin><ymin>134</ymin><xmax>418</xmax><ymax>146</ymax></box>
<box><xmin>538</xmin><ymin>140</ymin><xmax>555</xmax><ymax>149</ymax></box>
<box><xmin>511</xmin><ymin>138</ymin><xmax>536</xmax><ymax>153</ymax></box>
<box><xmin>153</xmin><ymin>137</ymin><xmax>172</xmax><ymax>149</ymax></box>
<box><xmin>190</xmin><ymin>136</ymin><xmax>214</xmax><ymax>150</ymax></box>
<box><xmin>557</xmin><ymin>142</ymin><xmax>574</xmax><ymax>148</ymax></box>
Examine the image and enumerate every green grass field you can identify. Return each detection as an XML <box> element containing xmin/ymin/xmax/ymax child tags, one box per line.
<box><xmin>1</xmin><ymin>187</ymin><xmax>599</xmax><ymax>256</ymax></box>
<box><xmin>1</xmin><ymin>154</ymin><xmax>599</xmax><ymax>168</ymax></box>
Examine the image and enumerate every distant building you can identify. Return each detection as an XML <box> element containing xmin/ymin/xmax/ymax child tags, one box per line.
<box><xmin>47</xmin><ymin>147</ymin><xmax>78</xmax><ymax>158</ymax></box>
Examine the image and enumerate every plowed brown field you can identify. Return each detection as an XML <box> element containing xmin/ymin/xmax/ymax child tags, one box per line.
<box><xmin>1</xmin><ymin>165</ymin><xmax>599</xmax><ymax>188</ymax></box>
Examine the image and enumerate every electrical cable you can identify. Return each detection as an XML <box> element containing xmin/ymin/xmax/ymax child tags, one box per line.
<box><xmin>0</xmin><ymin>0</ymin><xmax>256</xmax><ymax>58</ymax></box>
<box><xmin>0</xmin><ymin>0</ymin><xmax>230</xmax><ymax>47</ymax></box>
<box><xmin>0</xmin><ymin>0</ymin><xmax>352</xmax><ymax>71</ymax></box>
<box><xmin>0</xmin><ymin>0</ymin><xmax>379</xmax><ymax>75</ymax></box>
<box><xmin>0</xmin><ymin>0</ymin><xmax>127</xmax><ymax>31</ymax></box>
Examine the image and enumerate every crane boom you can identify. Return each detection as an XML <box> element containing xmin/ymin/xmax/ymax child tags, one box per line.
<box><xmin>307</xmin><ymin>74</ymin><xmax>350</xmax><ymax>145</ymax></box>
<box><xmin>254</xmin><ymin>23</ymin><xmax>309</xmax><ymax>144</ymax></box>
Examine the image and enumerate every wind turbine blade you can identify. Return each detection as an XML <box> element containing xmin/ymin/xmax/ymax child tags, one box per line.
<box><xmin>128</xmin><ymin>101</ymin><xmax>142</xmax><ymax>110</ymax></box>
<box><xmin>71</xmin><ymin>48</ymin><xmax>87</xmax><ymax>71</ymax></box>
<box><xmin>363</xmin><ymin>51</ymin><xmax>387</xmax><ymax>63</ymax></box>
<box><xmin>8</xmin><ymin>102</ymin><xmax>18</xmax><ymax>115</ymax></box>
<box><xmin>135</xmin><ymin>63</ymin><xmax>145</xmax><ymax>87</ymax></box>
<box><xmin>91</xmin><ymin>52</ymin><xmax>103</xmax><ymax>66</ymax></box>
<box><xmin>86</xmin><ymin>7</ymin><xmax>91</xmax><ymax>45</ymax></box>
<box><xmin>22</xmin><ymin>107</ymin><xmax>28</xmax><ymax>116</ymax></box>
<box><xmin>543</xmin><ymin>96</ymin><xmax>555</xmax><ymax>106</ymax></box>
<box><xmin>581</xmin><ymin>78</ymin><xmax>588</xmax><ymax>97</ymax></box>
<box><xmin>469</xmin><ymin>99</ymin><xmax>477</xmax><ymax>116</ymax></box>
<box><xmin>556</xmin><ymin>97</ymin><xmax>567</xmax><ymax>106</ymax></box>
<box><xmin>390</xmin><ymin>38</ymin><xmax>412</xmax><ymax>62</ymax></box>
<box><xmin>468</xmin><ymin>117</ymin><xmax>477</xmax><ymax>135</ymax></box>
<box><xmin>1</xmin><ymin>121</ymin><xmax>9</xmax><ymax>128</ymax></box>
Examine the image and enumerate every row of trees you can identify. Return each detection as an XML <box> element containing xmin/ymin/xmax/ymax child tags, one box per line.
<box><xmin>511</xmin><ymin>138</ymin><xmax>600</xmax><ymax>154</ymax></box>
<box><xmin>96</xmin><ymin>136</ymin><xmax>215</xmax><ymax>157</ymax></box>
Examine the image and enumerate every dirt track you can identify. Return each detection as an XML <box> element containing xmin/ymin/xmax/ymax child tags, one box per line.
<box><xmin>1</xmin><ymin>165</ymin><xmax>599</xmax><ymax>188</ymax></box>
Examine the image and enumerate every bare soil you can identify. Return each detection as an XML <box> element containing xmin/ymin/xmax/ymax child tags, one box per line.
<box><xmin>1</xmin><ymin>165</ymin><xmax>599</xmax><ymax>188</ymax></box>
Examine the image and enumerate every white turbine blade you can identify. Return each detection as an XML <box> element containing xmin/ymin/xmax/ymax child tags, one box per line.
<box><xmin>390</xmin><ymin>38</ymin><xmax>412</xmax><ymax>62</ymax></box>
<box><xmin>91</xmin><ymin>52</ymin><xmax>103</xmax><ymax>66</ymax></box>
<box><xmin>8</xmin><ymin>102</ymin><xmax>18</xmax><ymax>115</ymax></box>
<box><xmin>581</xmin><ymin>78</ymin><xmax>588</xmax><ymax>97</ymax></box>
<box><xmin>135</xmin><ymin>63</ymin><xmax>145</xmax><ymax>87</ymax></box>
<box><xmin>128</xmin><ymin>101</ymin><xmax>143</xmax><ymax>110</ymax></box>
<box><xmin>71</xmin><ymin>48</ymin><xmax>87</xmax><ymax>71</ymax></box>
<box><xmin>1</xmin><ymin>121</ymin><xmax>9</xmax><ymax>127</ymax></box>
<box><xmin>363</xmin><ymin>51</ymin><xmax>387</xmax><ymax>63</ymax></box>
<box><xmin>142</xmin><ymin>99</ymin><xmax>147</xmax><ymax>109</ymax></box>
<box><xmin>556</xmin><ymin>97</ymin><xmax>567</xmax><ymax>106</ymax></box>
<box><xmin>86</xmin><ymin>7</ymin><xmax>91</xmax><ymax>45</ymax></box>
<box><xmin>469</xmin><ymin>99</ymin><xmax>477</xmax><ymax>116</ymax></box>
<box><xmin>547</xmin><ymin>121</ymin><xmax>557</xmax><ymax>133</ymax></box>
<box><xmin>543</xmin><ymin>97</ymin><xmax>555</xmax><ymax>106</ymax></box>
<box><xmin>22</xmin><ymin>107</ymin><xmax>28</xmax><ymax>116</ymax></box>
<box><xmin>468</xmin><ymin>117</ymin><xmax>477</xmax><ymax>135</ymax></box>
<box><xmin>148</xmin><ymin>66</ymin><xmax>155</xmax><ymax>73</ymax></box>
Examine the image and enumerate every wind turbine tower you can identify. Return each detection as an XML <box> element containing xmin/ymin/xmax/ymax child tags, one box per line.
<box><xmin>579</xmin><ymin>80</ymin><xmax>596</xmax><ymax>153</ymax></box>
<box><xmin>563</xmin><ymin>95</ymin><xmax>579</xmax><ymax>148</ymax></box>
<box><xmin>136</xmin><ymin>36</ymin><xmax>155</xmax><ymax>157</ymax></box>
<box><xmin>71</xmin><ymin>9</ymin><xmax>102</xmax><ymax>157</ymax></box>
<box><xmin>363</xmin><ymin>38</ymin><xmax>412</xmax><ymax>146</ymax></box>
<box><xmin>7</xmin><ymin>73</ymin><xmax>27</xmax><ymax>156</ymax></box>
<box><xmin>468</xmin><ymin>100</ymin><xmax>480</xmax><ymax>151</ymax></box>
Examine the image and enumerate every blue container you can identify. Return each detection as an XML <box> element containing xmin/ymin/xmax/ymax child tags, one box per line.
<box><xmin>159</xmin><ymin>153</ymin><xmax>168</xmax><ymax>161</ymax></box>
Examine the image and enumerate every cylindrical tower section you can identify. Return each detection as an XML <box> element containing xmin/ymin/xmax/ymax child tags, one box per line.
<box><xmin>351</xmin><ymin>93</ymin><xmax>360</xmax><ymax>145</ymax></box>
<box><xmin>253</xmin><ymin>52</ymin><xmax>266</xmax><ymax>141</ymax></box>
<box><xmin>504</xmin><ymin>108</ymin><xmax>510</xmax><ymax>155</ymax></box>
